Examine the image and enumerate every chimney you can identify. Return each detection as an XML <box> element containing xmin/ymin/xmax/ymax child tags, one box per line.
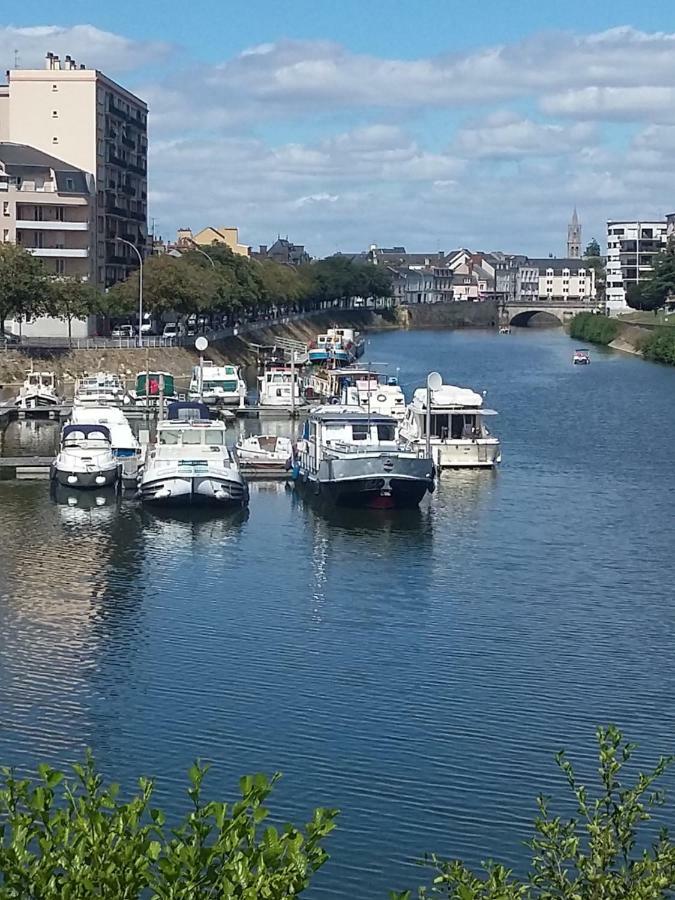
<box><xmin>259</xmin><ymin>244</ymin><xmax>267</xmax><ymax>255</ymax></box>
<box><xmin>53</xmin><ymin>55</ymin><xmax>61</xmax><ymax>70</ymax></box>
<box><xmin>79</xmin><ymin>64</ymin><xmax>85</xmax><ymax>70</ymax></box>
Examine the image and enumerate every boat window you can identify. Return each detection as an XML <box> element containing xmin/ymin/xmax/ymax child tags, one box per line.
<box><xmin>450</xmin><ymin>414</ymin><xmax>477</xmax><ymax>439</ymax></box>
<box><xmin>376</xmin><ymin>424</ymin><xmax>395</xmax><ymax>442</ymax></box>
<box><xmin>352</xmin><ymin>423</ymin><xmax>369</xmax><ymax>441</ymax></box>
<box><xmin>204</xmin><ymin>380</ymin><xmax>237</xmax><ymax>391</ymax></box>
<box><xmin>430</xmin><ymin>413</ymin><xmax>450</xmax><ymax>438</ymax></box>
<box><xmin>159</xmin><ymin>429</ymin><xmax>181</xmax><ymax>445</ymax></box>
<box><xmin>204</xmin><ymin>430</ymin><xmax>225</xmax><ymax>446</ymax></box>
<box><xmin>182</xmin><ymin>430</ymin><xmax>203</xmax><ymax>444</ymax></box>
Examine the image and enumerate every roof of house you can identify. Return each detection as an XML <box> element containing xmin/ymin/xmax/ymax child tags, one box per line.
<box><xmin>527</xmin><ymin>258</ymin><xmax>591</xmax><ymax>274</ymax></box>
<box><xmin>0</xmin><ymin>142</ymin><xmax>90</xmax><ymax>193</ymax></box>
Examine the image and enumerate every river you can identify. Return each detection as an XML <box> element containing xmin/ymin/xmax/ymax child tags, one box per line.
<box><xmin>1</xmin><ymin>328</ymin><xmax>674</xmax><ymax>898</ymax></box>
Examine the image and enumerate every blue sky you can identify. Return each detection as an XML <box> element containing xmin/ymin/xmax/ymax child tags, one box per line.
<box><xmin>4</xmin><ymin>1</ymin><xmax>675</xmax><ymax>255</ymax></box>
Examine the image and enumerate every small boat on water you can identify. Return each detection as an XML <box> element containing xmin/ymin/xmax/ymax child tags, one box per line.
<box><xmin>236</xmin><ymin>434</ymin><xmax>293</xmax><ymax>468</ymax></box>
<box><xmin>128</xmin><ymin>372</ymin><xmax>177</xmax><ymax>408</ymax></box>
<box><xmin>326</xmin><ymin>327</ymin><xmax>365</xmax><ymax>361</ymax></box>
<box><xmin>50</xmin><ymin>423</ymin><xmax>119</xmax><ymax>489</ymax></box>
<box><xmin>258</xmin><ymin>365</ymin><xmax>303</xmax><ymax>408</ymax></box>
<box><xmin>292</xmin><ymin>406</ymin><xmax>435</xmax><ymax>508</ymax></box>
<box><xmin>573</xmin><ymin>348</ymin><xmax>591</xmax><ymax>365</ymax></box>
<box><xmin>73</xmin><ymin>372</ymin><xmax>126</xmax><ymax>408</ymax></box>
<box><xmin>139</xmin><ymin>402</ymin><xmax>248</xmax><ymax>507</ymax></box>
<box><xmin>499</xmin><ymin>326</ymin><xmax>511</xmax><ymax>335</ymax></box>
<box><xmin>15</xmin><ymin>371</ymin><xmax>59</xmax><ymax>409</ymax></box>
<box><xmin>188</xmin><ymin>363</ymin><xmax>246</xmax><ymax>407</ymax></box>
<box><xmin>398</xmin><ymin>382</ymin><xmax>501</xmax><ymax>469</ymax></box>
<box><xmin>308</xmin><ymin>332</ymin><xmax>341</xmax><ymax>364</ymax></box>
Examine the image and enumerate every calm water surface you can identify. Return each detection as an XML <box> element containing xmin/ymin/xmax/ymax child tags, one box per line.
<box><xmin>1</xmin><ymin>328</ymin><xmax>674</xmax><ymax>897</ymax></box>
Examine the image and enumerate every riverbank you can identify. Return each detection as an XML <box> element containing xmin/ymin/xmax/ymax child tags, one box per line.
<box><xmin>567</xmin><ymin>312</ymin><xmax>666</xmax><ymax>361</ymax></box>
<box><xmin>0</xmin><ymin>301</ymin><xmax>496</xmax><ymax>383</ymax></box>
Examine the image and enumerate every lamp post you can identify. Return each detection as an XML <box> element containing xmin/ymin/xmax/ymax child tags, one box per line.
<box><xmin>190</xmin><ymin>247</ymin><xmax>216</xmax><ymax>269</ymax></box>
<box><xmin>118</xmin><ymin>238</ymin><xmax>143</xmax><ymax>347</ymax></box>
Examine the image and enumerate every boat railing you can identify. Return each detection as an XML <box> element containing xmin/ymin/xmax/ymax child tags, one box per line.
<box><xmin>323</xmin><ymin>439</ymin><xmax>408</xmax><ymax>456</ymax></box>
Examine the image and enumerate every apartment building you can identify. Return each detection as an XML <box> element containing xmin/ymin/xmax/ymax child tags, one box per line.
<box><xmin>0</xmin><ymin>52</ymin><xmax>147</xmax><ymax>288</ymax></box>
<box><xmin>0</xmin><ymin>143</ymin><xmax>94</xmax><ymax>279</ymax></box>
<box><xmin>525</xmin><ymin>259</ymin><xmax>596</xmax><ymax>302</ymax></box>
<box><xmin>176</xmin><ymin>226</ymin><xmax>250</xmax><ymax>257</ymax></box>
<box><xmin>606</xmin><ymin>220</ymin><xmax>667</xmax><ymax>315</ymax></box>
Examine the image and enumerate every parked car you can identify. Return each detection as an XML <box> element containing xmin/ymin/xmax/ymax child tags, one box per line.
<box><xmin>162</xmin><ymin>322</ymin><xmax>180</xmax><ymax>339</ymax></box>
<box><xmin>0</xmin><ymin>330</ymin><xmax>20</xmax><ymax>345</ymax></box>
<box><xmin>112</xmin><ymin>324</ymin><xmax>135</xmax><ymax>339</ymax></box>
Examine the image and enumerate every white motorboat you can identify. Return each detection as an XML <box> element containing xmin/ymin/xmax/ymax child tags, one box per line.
<box><xmin>257</xmin><ymin>365</ymin><xmax>303</xmax><ymax>407</ymax></box>
<box><xmin>236</xmin><ymin>434</ymin><xmax>293</xmax><ymax>468</ymax></box>
<box><xmin>188</xmin><ymin>363</ymin><xmax>246</xmax><ymax>407</ymax></box>
<box><xmin>336</xmin><ymin>368</ymin><xmax>406</xmax><ymax>421</ymax></box>
<box><xmin>73</xmin><ymin>373</ymin><xmax>126</xmax><ymax>407</ymax></box>
<box><xmin>69</xmin><ymin>405</ymin><xmax>141</xmax><ymax>461</ymax></box>
<box><xmin>398</xmin><ymin>382</ymin><xmax>501</xmax><ymax>469</ymax></box>
<box><xmin>139</xmin><ymin>402</ymin><xmax>248</xmax><ymax>507</ymax></box>
<box><xmin>15</xmin><ymin>371</ymin><xmax>59</xmax><ymax>409</ymax></box>
<box><xmin>292</xmin><ymin>406</ymin><xmax>434</xmax><ymax>508</ymax></box>
<box><xmin>50</xmin><ymin>423</ymin><xmax>120</xmax><ymax>489</ymax></box>
<box><xmin>573</xmin><ymin>348</ymin><xmax>591</xmax><ymax>365</ymax></box>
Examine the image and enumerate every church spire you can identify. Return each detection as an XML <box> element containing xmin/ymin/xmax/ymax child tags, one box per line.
<box><xmin>567</xmin><ymin>208</ymin><xmax>581</xmax><ymax>258</ymax></box>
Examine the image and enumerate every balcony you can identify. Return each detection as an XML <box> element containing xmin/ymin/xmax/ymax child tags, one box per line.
<box><xmin>16</xmin><ymin>220</ymin><xmax>88</xmax><ymax>231</ymax></box>
<box><xmin>27</xmin><ymin>248</ymin><xmax>89</xmax><ymax>258</ymax></box>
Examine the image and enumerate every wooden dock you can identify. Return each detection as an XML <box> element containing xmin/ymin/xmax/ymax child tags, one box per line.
<box><xmin>0</xmin><ymin>457</ymin><xmax>52</xmax><ymax>479</ymax></box>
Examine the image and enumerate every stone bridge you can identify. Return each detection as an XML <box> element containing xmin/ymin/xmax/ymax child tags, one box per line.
<box><xmin>501</xmin><ymin>301</ymin><xmax>603</xmax><ymax>327</ymax></box>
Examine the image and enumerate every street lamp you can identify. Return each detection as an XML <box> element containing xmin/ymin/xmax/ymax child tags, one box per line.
<box><xmin>191</xmin><ymin>247</ymin><xmax>215</xmax><ymax>269</ymax></box>
<box><xmin>117</xmin><ymin>238</ymin><xmax>143</xmax><ymax>348</ymax></box>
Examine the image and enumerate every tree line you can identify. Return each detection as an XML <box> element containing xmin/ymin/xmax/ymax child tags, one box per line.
<box><xmin>1</xmin><ymin>727</ymin><xmax>674</xmax><ymax>897</ymax></box>
<box><xmin>0</xmin><ymin>242</ymin><xmax>393</xmax><ymax>338</ymax></box>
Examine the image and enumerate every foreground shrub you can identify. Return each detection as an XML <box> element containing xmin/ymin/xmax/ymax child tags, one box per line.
<box><xmin>641</xmin><ymin>327</ymin><xmax>675</xmax><ymax>366</ymax></box>
<box><xmin>0</xmin><ymin>754</ymin><xmax>337</xmax><ymax>898</ymax></box>
<box><xmin>392</xmin><ymin>725</ymin><xmax>675</xmax><ymax>899</ymax></box>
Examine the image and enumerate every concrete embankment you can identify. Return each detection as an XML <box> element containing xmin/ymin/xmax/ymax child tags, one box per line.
<box><xmin>0</xmin><ymin>301</ymin><xmax>496</xmax><ymax>385</ymax></box>
<box><xmin>608</xmin><ymin>324</ymin><xmax>649</xmax><ymax>356</ymax></box>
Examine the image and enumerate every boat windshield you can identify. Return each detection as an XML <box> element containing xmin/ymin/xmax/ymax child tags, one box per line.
<box><xmin>427</xmin><ymin>412</ymin><xmax>480</xmax><ymax>439</ymax></box>
<box><xmin>159</xmin><ymin>428</ymin><xmax>225</xmax><ymax>446</ymax></box>
<box><xmin>203</xmin><ymin>380</ymin><xmax>237</xmax><ymax>391</ymax></box>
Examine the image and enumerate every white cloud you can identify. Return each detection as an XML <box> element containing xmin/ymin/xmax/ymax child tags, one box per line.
<box><xmin>454</xmin><ymin>113</ymin><xmax>596</xmax><ymax>158</ymax></box>
<box><xmin>0</xmin><ymin>24</ymin><xmax>171</xmax><ymax>73</ymax></box>
<box><xmin>541</xmin><ymin>86</ymin><xmax>675</xmax><ymax>122</ymax></box>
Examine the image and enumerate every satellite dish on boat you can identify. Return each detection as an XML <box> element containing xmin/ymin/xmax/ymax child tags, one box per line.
<box><xmin>427</xmin><ymin>371</ymin><xmax>442</xmax><ymax>391</ymax></box>
<box><xmin>195</xmin><ymin>336</ymin><xmax>209</xmax><ymax>352</ymax></box>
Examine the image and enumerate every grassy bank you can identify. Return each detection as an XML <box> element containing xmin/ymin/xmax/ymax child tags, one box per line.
<box><xmin>568</xmin><ymin>312</ymin><xmax>620</xmax><ymax>345</ymax></box>
<box><xmin>640</xmin><ymin>327</ymin><xmax>675</xmax><ymax>365</ymax></box>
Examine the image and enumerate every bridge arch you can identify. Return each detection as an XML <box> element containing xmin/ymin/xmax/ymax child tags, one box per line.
<box><xmin>509</xmin><ymin>309</ymin><xmax>563</xmax><ymax>328</ymax></box>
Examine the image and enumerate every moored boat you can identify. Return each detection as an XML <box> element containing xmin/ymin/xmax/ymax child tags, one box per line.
<box><xmin>188</xmin><ymin>363</ymin><xmax>246</xmax><ymax>407</ymax></box>
<box><xmin>258</xmin><ymin>365</ymin><xmax>303</xmax><ymax>407</ymax></box>
<box><xmin>73</xmin><ymin>372</ymin><xmax>126</xmax><ymax>408</ymax></box>
<box><xmin>398</xmin><ymin>382</ymin><xmax>501</xmax><ymax>468</ymax></box>
<box><xmin>139</xmin><ymin>402</ymin><xmax>248</xmax><ymax>507</ymax></box>
<box><xmin>15</xmin><ymin>371</ymin><xmax>59</xmax><ymax>409</ymax></box>
<box><xmin>235</xmin><ymin>434</ymin><xmax>293</xmax><ymax>468</ymax></box>
<box><xmin>128</xmin><ymin>372</ymin><xmax>177</xmax><ymax>409</ymax></box>
<box><xmin>50</xmin><ymin>423</ymin><xmax>120</xmax><ymax>489</ymax></box>
<box><xmin>292</xmin><ymin>406</ymin><xmax>434</xmax><ymax>508</ymax></box>
<box><xmin>573</xmin><ymin>348</ymin><xmax>591</xmax><ymax>365</ymax></box>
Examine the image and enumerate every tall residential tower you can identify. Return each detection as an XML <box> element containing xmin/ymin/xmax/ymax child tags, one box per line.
<box><xmin>0</xmin><ymin>52</ymin><xmax>147</xmax><ymax>288</ymax></box>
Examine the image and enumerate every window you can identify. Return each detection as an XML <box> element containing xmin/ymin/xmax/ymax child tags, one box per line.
<box><xmin>2</xmin><ymin>229</ymin><xmax>8</xmax><ymax>242</ymax></box>
<box><xmin>55</xmin><ymin>259</ymin><xmax>65</xmax><ymax>275</ymax></box>
<box><xmin>2</xmin><ymin>201</ymin><xmax>9</xmax><ymax>216</ymax></box>
<box><xmin>352</xmin><ymin>423</ymin><xmax>369</xmax><ymax>441</ymax></box>
<box><xmin>66</xmin><ymin>178</ymin><xmax>74</xmax><ymax>191</ymax></box>
<box><xmin>376</xmin><ymin>424</ymin><xmax>395</xmax><ymax>442</ymax></box>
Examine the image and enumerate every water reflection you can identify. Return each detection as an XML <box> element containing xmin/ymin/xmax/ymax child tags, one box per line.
<box><xmin>1</xmin><ymin>418</ymin><xmax>60</xmax><ymax>456</ymax></box>
<box><xmin>137</xmin><ymin>504</ymin><xmax>250</xmax><ymax>548</ymax></box>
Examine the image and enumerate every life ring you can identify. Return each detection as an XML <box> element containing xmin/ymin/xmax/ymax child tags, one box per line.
<box><xmin>329</xmin><ymin>396</ymin><xmax>340</xmax><ymax>404</ymax></box>
<box><xmin>376</xmin><ymin>393</ymin><xmax>387</xmax><ymax>403</ymax></box>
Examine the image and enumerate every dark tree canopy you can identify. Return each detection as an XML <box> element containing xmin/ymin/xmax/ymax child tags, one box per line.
<box><xmin>584</xmin><ymin>238</ymin><xmax>601</xmax><ymax>258</ymax></box>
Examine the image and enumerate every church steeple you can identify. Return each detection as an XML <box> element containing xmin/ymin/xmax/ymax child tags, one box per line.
<box><xmin>567</xmin><ymin>207</ymin><xmax>581</xmax><ymax>258</ymax></box>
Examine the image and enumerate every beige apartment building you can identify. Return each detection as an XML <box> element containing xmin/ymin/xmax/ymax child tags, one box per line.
<box><xmin>0</xmin><ymin>52</ymin><xmax>147</xmax><ymax>289</ymax></box>
<box><xmin>176</xmin><ymin>226</ymin><xmax>250</xmax><ymax>257</ymax></box>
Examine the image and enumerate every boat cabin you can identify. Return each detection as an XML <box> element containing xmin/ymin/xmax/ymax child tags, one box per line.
<box><xmin>156</xmin><ymin>402</ymin><xmax>228</xmax><ymax>448</ymax></box>
<box><xmin>75</xmin><ymin>373</ymin><xmax>125</xmax><ymax>403</ymax></box>
<box><xmin>404</xmin><ymin>386</ymin><xmax>497</xmax><ymax>441</ymax></box>
<box><xmin>305</xmin><ymin>407</ymin><xmax>399</xmax><ymax>452</ymax></box>
<box><xmin>61</xmin><ymin>423</ymin><xmax>112</xmax><ymax>448</ymax></box>
<box><xmin>26</xmin><ymin>372</ymin><xmax>56</xmax><ymax>391</ymax></box>
<box><xmin>134</xmin><ymin>372</ymin><xmax>177</xmax><ymax>400</ymax></box>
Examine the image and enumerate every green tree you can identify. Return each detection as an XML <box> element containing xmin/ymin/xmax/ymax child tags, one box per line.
<box><xmin>0</xmin><ymin>753</ymin><xmax>337</xmax><ymax>898</ymax></box>
<box><xmin>0</xmin><ymin>243</ymin><xmax>51</xmax><ymax>334</ymax></box>
<box><xmin>392</xmin><ymin>726</ymin><xmax>675</xmax><ymax>899</ymax></box>
<box><xmin>108</xmin><ymin>255</ymin><xmax>219</xmax><ymax>318</ymax></box>
<box><xmin>640</xmin><ymin>243</ymin><xmax>675</xmax><ymax>311</ymax></box>
<box><xmin>584</xmin><ymin>238</ymin><xmax>601</xmax><ymax>258</ymax></box>
<box><xmin>307</xmin><ymin>256</ymin><xmax>392</xmax><ymax>306</ymax></box>
<box><xmin>47</xmin><ymin>277</ymin><xmax>105</xmax><ymax>343</ymax></box>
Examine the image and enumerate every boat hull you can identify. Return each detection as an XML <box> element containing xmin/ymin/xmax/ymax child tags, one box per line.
<box><xmin>140</xmin><ymin>473</ymin><xmax>249</xmax><ymax>507</ymax></box>
<box><xmin>294</xmin><ymin>454</ymin><xmax>434</xmax><ymax>508</ymax></box>
<box><xmin>51</xmin><ymin>464</ymin><xmax>119</xmax><ymax>489</ymax></box>
<box><xmin>16</xmin><ymin>393</ymin><xmax>59</xmax><ymax>410</ymax></box>
<box><xmin>426</xmin><ymin>439</ymin><xmax>501</xmax><ymax>468</ymax></box>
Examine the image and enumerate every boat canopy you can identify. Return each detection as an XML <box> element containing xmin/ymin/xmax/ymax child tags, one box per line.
<box><xmin>135</xmin><ymin>372</ymin><xmax>176</xmax><ymax>396</ymax></box>
<box><xmin>412</xmin><ymin>385</ymin><xmax>484</xmax><ymax>409</ymax></box>
<box><xmin>167</xmin><ymin>401</ymin><xmax>210</xmax><ymax>421</ymax></box>
<box><xmin>62</xmin><ymin>424</ymin><xmax>111</xmax><ymax>442</ymax></box>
